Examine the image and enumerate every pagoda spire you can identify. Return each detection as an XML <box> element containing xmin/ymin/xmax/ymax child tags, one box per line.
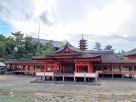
<box><xmin>82</xmin><ymin>34</ymin><xmax>83</xmax><ymax>40</ymax></box>
<box><xmin>79</xmin><ymin>34</ymin><xmax>87</xmax><ymax>51</ymax></box>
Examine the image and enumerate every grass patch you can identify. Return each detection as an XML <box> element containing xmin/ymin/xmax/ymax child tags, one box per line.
<box><xmin>0</xmin><ymin>96</ymin><xmax>32</xmax><ymax>102</ymax></box>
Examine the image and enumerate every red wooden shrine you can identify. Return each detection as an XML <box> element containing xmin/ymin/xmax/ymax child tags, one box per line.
<box><xmin>5</xmin><ymin>40</ymin><xmax>136</xmax><ymax>82</ymax></box>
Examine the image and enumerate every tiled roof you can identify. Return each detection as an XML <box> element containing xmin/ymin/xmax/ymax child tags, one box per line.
<box><xmin>6</xmin><ymin>51</ymin><xmax>136</xmax><ymax>64</ymax></box>
<box><xmin>32</xmin><ymin>42</ymin><xmax>101</xmax><ymax>60</ymax></box>
<box><xmin>99</xmin><ymin>52</ymin><xmax>136</xmax><ymax>64</ymax></box>
<box><xmin>5</xmin><ymin>60</ymin><xmax>45</xmax><ymax>64</ymax></box>
<box><xmin>80</xmin><ymin>52</ymin><xmax>100</xmax><ymax>58</ymax></box>
<box><xmin>124</xmin><ymin>48</ymin><xmax>136</xmax><ymax>56</ymax></box>
<box><xmin>29</xmin><ymin>43</ymin><xmax>136</xmax><ymax>64</ymax></box>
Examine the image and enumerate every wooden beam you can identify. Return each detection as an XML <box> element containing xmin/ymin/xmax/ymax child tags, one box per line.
<box><xmin>74</xmin><ymin>60</ymin><xmax>77</xmax><ymax>72</ymax></box>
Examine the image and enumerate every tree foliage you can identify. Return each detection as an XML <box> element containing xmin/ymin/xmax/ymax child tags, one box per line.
<box><xmin>116</xmin><ymin>50</ymin><xmax>125</xmax><ymax>59</ymax></box>
<box><xmin>0</xmin><ymin>31</ymin><xmax>55</xmax><ymax>61</ymax></box>
<box><xmin>0</xmin><ymin>34</ymin><xmax>15</xmax><ymax>58</ymax></box>
<box><xmin>104</xmin><ymin>45</ymin><xmax>114</xmax><ymax>51</ymax></box>
<box><xmin>94</xmin><ymin>42</ymin><xmax>102</xmax><ymax>51</ymax></box>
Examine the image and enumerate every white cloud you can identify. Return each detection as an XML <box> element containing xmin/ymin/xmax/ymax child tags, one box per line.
<box><xmin>3</xmin><ymin>0</ymin><xmax>133</xmax><ymax>38</ymax></box>
<box><xmin>34</xmin><ymin>0</ymin><xmax>47</xmax><ymax>17</ymax></box>
<box><xmin>0</xmin><ymin>0</ymin><xmax>136</xmax><ymax>51</ymax></box>
<box><xmin>36</xmin><ymin>0</ymin><xmax>133</xmax><ymax>38</ymax></box>
<box><xmin>43</xmin><ymin>0</ymin><xmax>132</xmax><ymax>37</ymax></box>
<box><xmin>86</xmin><ymin>0</ymin><xmax>132</xmax><ymax>36</ymax></box>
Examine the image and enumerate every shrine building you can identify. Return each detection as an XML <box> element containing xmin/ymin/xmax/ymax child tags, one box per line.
<box><xmin>5</xmin><ymin>38</ymin><xmax>136</xmax><ymax>82</ymax></box>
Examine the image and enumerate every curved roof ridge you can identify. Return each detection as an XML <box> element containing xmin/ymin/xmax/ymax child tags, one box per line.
<box><xmin>88</xmin><ymin>50</ymin><xmax>114</xmax><ymax>54</ymax></box>
<box><xmin>52</xmin><ymin>42</ymin><xmax>83</xmax><ymax>54</ymax></box>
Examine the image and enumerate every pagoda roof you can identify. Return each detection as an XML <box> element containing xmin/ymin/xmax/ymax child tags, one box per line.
<box><xmin>79</xmin><ymin>39</ymin><xmax>87</xmax><ymax>41</ymax></box>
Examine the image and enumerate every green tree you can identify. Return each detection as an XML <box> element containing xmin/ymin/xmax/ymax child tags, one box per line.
<box><xmin>24</xmin><ymin>36</ymin><xmax>37</xmax><ymax>57</ymax></box>
<box><xmin>116</xmin><ymin>50</ymin><xmax>125</xmax><ymax>59</ymax></box>
<box><xmin>0</xmin><ymin>35</ymin><xmax>15</xmax><ymax>61</ymax></box>
<box><xmin>0</xmin><ymin>34</ymin><xmax>6</xmax><ymax>58</ymax></box>
<box><xmin>0</xmin><ymin>41</ymin><xmax>6</xmax><ymax>57</ymax></box>
<box><xmin>94</xmin><ymin>42</ymin><xmax>102</xmax><ymax>51</ymax></box>
<box><xmin>44</xmin><ymin>41</ymin><xmax>54</xmax><ymax>54</ymax></box>
<box><xmin>4</xmin><ymin>36</ymin><xmax>15</xmax><ymax>57</ymax></box>
<box><xmin>11</xmin><ymin>31</ymin><xmax>24</xmax><ymax>48</ymax></box>
<box><xmin>0</xmin><ymin>34</ymin><xmax>5</xmax><ymax>41</ymax></box>
<box><xmin>0</xmin><ymin>31</ymin><xmax>59</xmax><ymax>60</ymax></box>
<box><xmin>11</xmin><ymin>31</ymin><xmax>25</xmax><ymax>57</ymax></box>
<box><xmin>36</xmin><ymin>41</ymin><xmax>54</xmax><ymax>55</ymax></box>
<box><xmin>104</xmin><ymin>45</ymin><xmax>114</xmax><ymax>51</ymax></box>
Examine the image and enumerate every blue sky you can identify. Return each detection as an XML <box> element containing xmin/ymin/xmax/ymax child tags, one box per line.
<box><xmin>0</xmin><ymin>20</ymin><xmax>15</xmax><ymax>35</ymax></box>
<box><xmin>0</xmin><ymin>0</ymin><xmax>136</xmax><ymax>52</ymax></box>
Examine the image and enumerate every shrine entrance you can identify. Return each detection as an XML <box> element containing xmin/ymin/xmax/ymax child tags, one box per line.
<box><xmin>61</xmin><ymin>63</ymin><xmax>75</xmax><ymax>73</ymax></box>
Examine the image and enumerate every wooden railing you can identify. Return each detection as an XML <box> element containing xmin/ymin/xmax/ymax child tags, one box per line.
<box><xmin>36</xmin><ymin>72</ymin><xmax>54</xmax><ymax>76</ymax></box>
<box><xmin>74</xmin><ymin>72</ymin><xmax>97</xmax><ymax>78</ymax></box>
<box><xmin>15</xmin><ymin>69</ymin><xmax>45</xmax><ymax>72</ymax></box>
<box><xmin>102</xmin><ymin>70</ymin><xmax>136</xmax><ymax>74</ymax></box>
<box><xmin>15</xmin><ymin>69</ymin><xmax>136</xmax><ymax>75</ymax></box>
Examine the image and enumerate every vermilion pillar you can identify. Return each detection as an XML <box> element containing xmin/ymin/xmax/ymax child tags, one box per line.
<box><xmin>74</xmin><ymin>60</ymin><xmax>77</xmax><ymax>72</ymax></box>
<box><xmin>44</xmin><ymin>64</ymin><xmax>46</xmax><ymax>72</ymax></box>
<box><xmin>88</xmin><ymin>63</ymin><xmax>93</xmax><ymax>73</ymax></box>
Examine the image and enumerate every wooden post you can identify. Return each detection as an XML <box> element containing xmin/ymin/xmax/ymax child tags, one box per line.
<box><xmin>122</xmin><ymin>74</ymin><xmax>124</xmax><ymax>78</ymax></box>
<box><xmin>5</xmin><ymin>65</ymin><xmax>7</xmax><ymax>75</ymax></box>
<box><xmin>74</xmin><ymin>76</ymin><xmax>76</xmax><ymax>83</ymax></box>
<box><xmin>74</xmin><ymin>60</ymin><xmax>77</xmax><ymax>72</ymax></box>
<box><xmin>88</xmin><ymin>63</ymin><xmax>93</xmax><ymax>73</ymax></box>
<box><xmin>102</xmin><ymin>66</ymin><xmax>104</xmax><ymax>78</ymax></box>
<box><xmin>45</xmin><ymin>76</ymin><xmax>46</xmax><ymax>81</ymax></box>
<box><xmin>35</xmin><ymin>75</ymin><xmax>37</xmax><ymax>80</ymax></box>
<box><xmin>112</xmin><ymin>74</ymin><xmax>113</xmax><ymax>78</ymax></box>
<box><xmin>120</xmin><ymin>65</ymin><xmax>124</xmax><ymax>78</ymax></box>
<box><xmin>120</xmin><ymin>65</ymin><xmax>122</xmax><ymax>73</ymax></box>
<box><xmin>95</xmin><ymin>76</ymin><xmax>98</xmax><ymax>81</ymax></box>
<box><xmin>84</xmin><ymin>77</ymin><xmax>86</xmax><ymax>84</ymax></box>
<box><xmin>20</xmin><ymin>65</ymin><xmax>22</xmax><ymax>75</ymax></box>
<box><xmin>26</xmin><ymin>65</ymin><xmax>28</xmax><ymax>75</ymax></box>
<box><xmin>111</xmin><ymin>65</ymin><xmax>113</xmax><ymax>78</ymax></box>
<box><xmin>45</xmin><ymin>63</ymin><xmax>47</xmax><ymax>72</ymax></box>
<box><xmin>132</xmin><ymin>65</ymin><xmax>134</xmax><ymax>72</ymax></box>
<box><xmin>44</xmin><ymin>64</ymin><xmax>46</xmax><ymax>80</ymax></box>
<box><xmin>52</xmin><ymin>76</ymin><xmax>54</xmax><ymax>81</ymax></box>
<box><xmin>63</xmin><ymin>76</ymin><xmax>65</xmax><ymax>82</ymax></box>
<box><xmin>34</xmin><ymin>66</ymin><xmax>35</xmax><ymax>76</ymax></box>
<box><xmin>78</xmin><ymin>65</ymin><xmax>79</xmax><ymax>72</ymax></box>
<box><xmin>84</xmin><ymin>72</ymin><xmax>86</xmax><ymax>84</ymax></box>
<box><xmin>132</xmin><ymin>65</ymin><xmax>135</xmax><ymax>78</ymax></box>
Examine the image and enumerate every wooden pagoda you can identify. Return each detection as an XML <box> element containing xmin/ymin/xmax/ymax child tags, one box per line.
<box><xmin>79</xmin><ymin>34</ymin><xmax>87</xmax><ymax>51</ymax></box>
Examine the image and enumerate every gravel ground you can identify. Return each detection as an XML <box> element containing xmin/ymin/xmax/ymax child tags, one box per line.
<box><xmin>0</xmin><ymin>75</ymin><xmax>136</xmax><ymax>102</ymax></box>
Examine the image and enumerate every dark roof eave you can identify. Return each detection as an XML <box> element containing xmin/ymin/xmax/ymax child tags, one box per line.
<box><xmin>5</xmin><ymin>61</ymin><xmax>45</xmax><ymax>64</ymax></box>
<box><xmin>101</xmin><ymin>62</ymin><xmax>136</xmax><ymax>64</ymax></box>
<box><xmin>125</xmin><ymin>54</ymin><xmax>136</xmax><ymax>56</ymax></box>
<box><xmin>47</xmin><ymin>53</ymin><xmax>82</xmax><ymax>57</ymax></box>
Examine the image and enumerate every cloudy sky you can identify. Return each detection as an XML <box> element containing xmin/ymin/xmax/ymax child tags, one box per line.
<box><xmin>0</xmin><ymin>0</ymin><xmax>136</xmax><ymax>52</ymax></box>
